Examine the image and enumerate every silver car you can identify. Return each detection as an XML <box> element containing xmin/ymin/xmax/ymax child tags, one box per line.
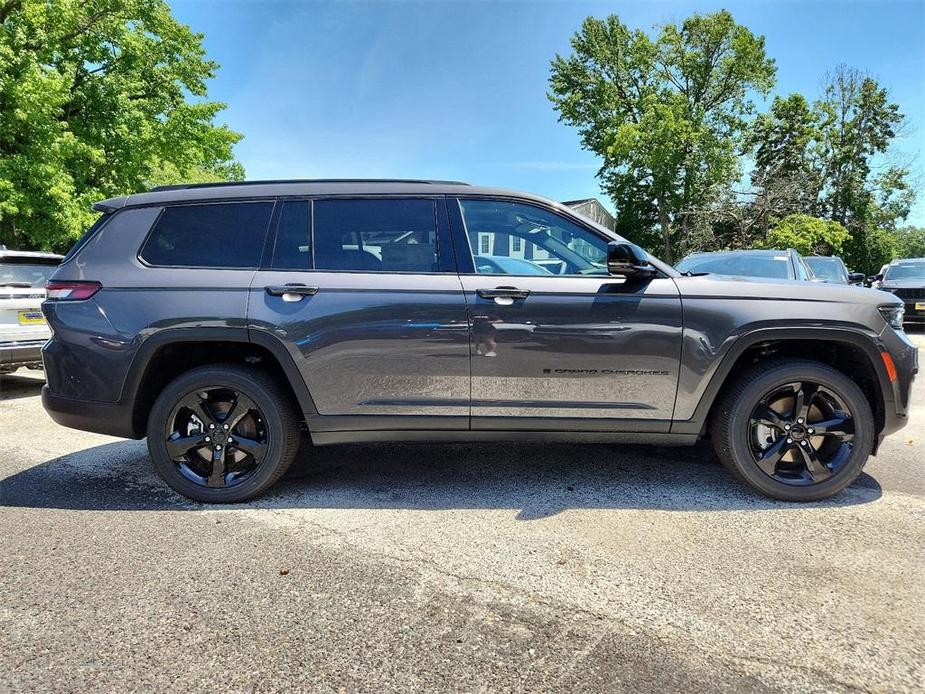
<box><xmin>1</xmin><ymin>249</ymin><xmax>63</xmax><ymax>374</ymax></box>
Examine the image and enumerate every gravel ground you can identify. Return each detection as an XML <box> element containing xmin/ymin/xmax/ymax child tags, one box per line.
<box><xmin>1</xmin><ymin>333</ymin><xmax>923</xmax><ymax>693</ymax></box>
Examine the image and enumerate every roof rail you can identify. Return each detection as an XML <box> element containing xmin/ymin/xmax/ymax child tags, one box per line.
<box><xmin>149</xmin><ymin>178</ymin><xmax>472</xmax><ymax>192</ymax></box>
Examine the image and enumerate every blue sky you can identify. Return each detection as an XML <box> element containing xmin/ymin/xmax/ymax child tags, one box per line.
<box><xmin>170</xmin><ymin>0</ymin><xmax>925</xmax><ymax>224</ymax></box>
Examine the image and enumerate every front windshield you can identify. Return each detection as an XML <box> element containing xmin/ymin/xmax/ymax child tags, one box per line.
<box><xmin>884</xmin><ymin>262</ymin><xmax>925</xmax><ymax>281</ymax></box>
<box><xmin>676</xmin><ymin>254</ymin><xmax>793</xmax><ymax>280</ymax></box>
<box><xmin>0</xmin><ymin>262</ymin><xmax>58</xmax><ymax>287</ymax></box>
<box><xmin>804</xmin><ymin>257</ymin><xmax>845</xmax><ymax>282</ymax></box>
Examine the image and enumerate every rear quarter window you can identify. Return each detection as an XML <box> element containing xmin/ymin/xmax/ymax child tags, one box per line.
<box><xmin>139</xmin><ymin>202</ymin><xmax>273</xmax><ymax>268</ymax></box>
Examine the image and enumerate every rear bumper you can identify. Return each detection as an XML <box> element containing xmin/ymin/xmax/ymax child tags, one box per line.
<box><xmin>41</xmin><ymin>386</ymin><xmax>139</xmax><ymax>439</ymax></box>
<box><xmin>0</xmin><ymin>340</ymin><xmax>45</xmax><ymax>367</ymax></box>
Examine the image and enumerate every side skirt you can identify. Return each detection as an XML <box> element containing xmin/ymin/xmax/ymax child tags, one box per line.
<box><xmin>309</xmin><ymin>429</ymin><xmax>699</xmax><ymax>446</ymax></box>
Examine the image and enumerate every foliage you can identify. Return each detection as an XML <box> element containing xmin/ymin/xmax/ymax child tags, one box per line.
<box><xmin>893</xmin><ymin>226</ymin><xmax>925</xmax><ymax>259</ymax></box>
<box><xmin>0</xmin><ymin>0</ymin><xmax>243</xmax><ymax>252</ymax></box>
<box><xmin>548</xmin><ymin>10</ymin><xmax>775</xmax><ymax>262</ymax></box>
<box><xmin>748</xmin><ymin>94</ymin><xmax>821</xmax><ymax>219</ymax></box>
<box><xmin>815</xmin><ymin>66</ymin><xmax>910</xmax><ymax>273</ymax></box>
<box><xmin>759</xmin><ymin>214</ymin><xmax>849</xmax><ymax>256</ymax></box>
<box><xmin>549</xmin><ymin>12</ymin><xmax>919</xmax><ymax>274</ymax></box>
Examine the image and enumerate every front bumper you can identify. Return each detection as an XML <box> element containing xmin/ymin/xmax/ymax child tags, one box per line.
<box><xmin>0</xmin><ymin>340</ymin><xmax>45</xmax><ymax>369</ymax></box>
<box><xmin>41</xmin><ymin>386</ymin><xmax>139</xmax><ymax>439</ymax></box>
<box><xmin>875</xmin><ymin>328</ymin><xmax>918</xmax><ymax>450</ymax></box>
<box><xmin>900</xmin><ymin>301</ymin><xmax>925</xmax><ymax>327</ymax></box>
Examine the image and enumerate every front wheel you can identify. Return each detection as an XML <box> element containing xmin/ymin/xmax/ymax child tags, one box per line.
<box><xmin>711</xmin><ymin>359</ymin><xmax>874</xmax><ymax>501</ymax></box>
<box><xmin>146</xmin><ymin>365</ymin><xmax>300</xmax><ymax>503</ymax></box>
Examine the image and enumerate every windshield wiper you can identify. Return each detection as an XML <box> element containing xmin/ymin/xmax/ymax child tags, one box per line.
<box><xmin>680</xmin><ymin>270</ymin><xmax>709</xmax><ymax>277</ymax></box>
<box><xmin>0</xmin><ymin>281</ymin><xmax>33</xmax><ymax>288</ymax></box>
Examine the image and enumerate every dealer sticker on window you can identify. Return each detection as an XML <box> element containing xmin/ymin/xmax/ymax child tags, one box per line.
<box><xmin>17</xmin><ymin>310</ymin><xmax>45</xmax><ymax>325</ymax></box>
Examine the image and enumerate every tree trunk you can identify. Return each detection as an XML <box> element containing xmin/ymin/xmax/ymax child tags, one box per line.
<box><xmin>656</xmin><ymin>193</ymin><xmax>673</xmax><ymax>264</ymax></box>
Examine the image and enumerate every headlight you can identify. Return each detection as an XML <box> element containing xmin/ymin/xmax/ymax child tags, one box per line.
<box><xmin>879</xmin><ymin>304</ymin><xmax>905</xmax><ymax>330</ymax></box>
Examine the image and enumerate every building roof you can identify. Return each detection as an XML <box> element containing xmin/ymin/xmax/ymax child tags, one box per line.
<box><xmin>561</xmin><ymin>198</ymin><xmax>597</xmax><ymax>206</ymax></box>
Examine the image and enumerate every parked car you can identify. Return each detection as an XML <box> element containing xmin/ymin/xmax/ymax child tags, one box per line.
<box><xmin>474</xmin><ymin>255</ymin><xmax>553</xmax><ymax>275</ymax></box>
<box><xmin>877</xmin><ymin>258</ymin><xmax>925</xmax><ymax>328</ymax></box>
<box><xmin>41</xmin><ymin>180</ymin><xmax>916</xmax><ymax>504</ymax></box>
<box><xmin>804</xmin><ymin>255</ymin><xmax>866</xmax><ymax>285</ymax></box>
<box><xmin>675</xmin><ymin>249</ymin><xmax>817</xmax><ymax>281</ymax></box>
<box><xmin>1</xmin><ymin>248</ymin><xmax>63</xmax><ymax>374</ymax></box>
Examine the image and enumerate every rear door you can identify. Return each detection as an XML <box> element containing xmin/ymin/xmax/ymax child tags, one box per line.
<box><xmin>248</xmin><ymin>196</ymin><xmax>470</xmax><ymax>432</ymax></box>
<box><xmin>450</xmin><ymin>197</ymin><xmax>683</xmax><ymax>431</ymax></box>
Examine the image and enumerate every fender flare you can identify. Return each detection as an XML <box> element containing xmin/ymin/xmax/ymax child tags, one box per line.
<box><xmin>120</xmin><ymin>326</ymin><xmax>318</xmax><ymax>422</ymax></box>
<box><xmin>671</xmin><ymin>325</ymin><xmax>894</xmax><ymax>436</ymax></box>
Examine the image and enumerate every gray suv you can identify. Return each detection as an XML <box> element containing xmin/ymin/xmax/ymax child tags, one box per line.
<box><xmin>41</xmin><ymin>180</ymin><xmax>917</xmax><ymax>503</ymax></box>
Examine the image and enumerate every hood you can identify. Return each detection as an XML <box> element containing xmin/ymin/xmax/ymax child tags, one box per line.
<box><xmin>879</xmin><ymin>279</ymin><xmax>925</xmax><ymax>290</ymax></box>
<box><xmin>673</xmin><ymin>273</ymin><xmax>901</xmax><ymax>306</ymax></box>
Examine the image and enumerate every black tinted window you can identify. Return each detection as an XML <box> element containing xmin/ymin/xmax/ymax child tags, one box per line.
<box><xmin>272</xmin><ymin>201</ymin><xmax>311</xmax><ymax>269</ymax></box>
<box><xmin>313</xmin><ymin>199</ymin><xmax>437</xmax><ymax>272</ymax></box>
<box><xmin>140</xmin><ymin>202</ymin><xmax>273</xmax><ymax>268</ymax></box>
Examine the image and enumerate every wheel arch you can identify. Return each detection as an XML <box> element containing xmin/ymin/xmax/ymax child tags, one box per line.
<box><xmin>123</xmin><ymin>327</ymin><xmax>317</xmax><ymax>438</ymax></box>
<box><xmin>673</xmin><ymin>327</ymin><xmax>894</xmax><ymax>439</ymax></box>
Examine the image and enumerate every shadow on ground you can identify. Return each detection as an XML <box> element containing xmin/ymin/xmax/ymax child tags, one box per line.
<box><xmin>0</xmin><ymin>437</ymin><xmax>882</xmax><ymax>518</ymax></box>
<box><xmin>0</xmin><ymin>372</ymin><xmax>45</xmax><ymax>401</ymax></box>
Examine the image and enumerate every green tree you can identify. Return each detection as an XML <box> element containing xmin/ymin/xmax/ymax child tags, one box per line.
<box><xmin>748</xmin><ymin>93</ymin><xmax>821</xmax><ymax>222</ymax></box>
<box><xmin>548</xmin><ymin>10</ymin><xmax>775</xmax><ymax>262</ymax></box>
<box><xmin>815</xmin><ymin>65</ymin><xmax>910</xmax><ymax>273</ymax></box>
<box><xmin>761</xmin><ymin>214</ymin><xmax>849</xmax><ymax>256</ymax></box>
<box><xmin>0</xmin><ymin>0</ymin><xmax>243</xmax><ymax>252</ymax></box>
<box><xmin>893</xmin><ymin>226</ymin><xmax>925</xmax><ymax>259</ymax></box>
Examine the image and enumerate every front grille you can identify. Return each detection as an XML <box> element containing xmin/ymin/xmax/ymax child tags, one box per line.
<box><xmin>894</xmin><ymin>287</ymin><xmax>925</xmax><ymax>300</ymax></box>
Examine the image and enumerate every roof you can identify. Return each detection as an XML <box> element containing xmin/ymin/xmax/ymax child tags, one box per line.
<box><xmin>94</xmin><ymin>179</ymin><xmax>554</xmax><ymax>213</ymax></box>
<box><xmin>0</xmin><ymin>249</ymin><xmax>64</xmax><ymax>262</ymax></box>
<box><xmin>891</xmin><ymin>257</ymin><xmax>925</xmax><ymax>264</ymax></box>
<box><xmin>561</xmin><ymin>198</ymin><xmax>597</xmax><ymax>206</ymax></box>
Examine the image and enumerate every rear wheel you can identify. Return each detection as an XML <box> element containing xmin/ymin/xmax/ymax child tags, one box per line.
<box><xmin>712</xmin><ymin>359</ymin><xmax>874</xmax><ymax>501</ymax></box>
<box><xmin>146</xmin><ymin>365</ymin><xmax>300</xmax><ymax>503</ymax></box>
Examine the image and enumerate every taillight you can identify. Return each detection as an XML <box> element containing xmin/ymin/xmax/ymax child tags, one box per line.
<box><xmin>45</xmin><ymin>280</ymin><xmax>102</xmax><ymax>301</ymax></box>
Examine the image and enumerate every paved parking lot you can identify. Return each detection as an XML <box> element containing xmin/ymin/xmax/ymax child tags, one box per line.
<box><xmin>1</xmin><ymin>334</ymin><xmax>923</xmax><ymax>693</ymax></box>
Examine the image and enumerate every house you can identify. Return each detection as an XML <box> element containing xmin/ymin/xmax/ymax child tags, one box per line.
<box><xmin>561</xmin><ymin>198</ymin><xmax>616</xmax><ymax>231</ymax></box>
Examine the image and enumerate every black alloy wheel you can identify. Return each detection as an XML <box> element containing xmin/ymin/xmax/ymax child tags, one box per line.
<box><xmin>712</xmin><ymin>359</ymin><xmax>874</xmax><ymax>502</ymax></box>
<box><xmin>165</xmin><ymin>386</ymin><xmax>269</xmax><ymax>489</ymax></box>
<box><xmin>147</xmin><ymin>365</ymin><xmax>300</xmax><ymax>503</ymax></box>
<box><xmin>748</xmin><ymin>381</ymin><xmax>855</xmax><ymax>486</ymax></box>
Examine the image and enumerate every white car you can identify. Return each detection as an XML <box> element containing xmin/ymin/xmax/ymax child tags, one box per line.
<box><xmin>0</xmin><ymin>248</ymin><xmax>63</xmax><ymax>374</ymax></box>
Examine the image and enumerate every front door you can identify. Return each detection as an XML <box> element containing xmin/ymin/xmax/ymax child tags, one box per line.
<box><xmin>450</xmin><ymin>197</ymin><xmax>682</xmax><ymax>431</ymax></box>
<box><xmin>248</xmin><ymin>197</ymin><xmax>470</xmax><ymax>432</ymax></box>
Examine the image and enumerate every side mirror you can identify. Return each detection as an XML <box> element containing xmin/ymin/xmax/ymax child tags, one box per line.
<box><xmin>868</xmin><ymin>274</ymin><xmax>882</xmax><ymax>283</ymax></box>
<box><xmin>607</xmin><ymin>242</ymin><xmax>656</xmax><ymax>280</ymax></box>
<box><xmin>848</xmin><ymin>272</ymin><xmax>865</xmax><ymax>285</ymax></box>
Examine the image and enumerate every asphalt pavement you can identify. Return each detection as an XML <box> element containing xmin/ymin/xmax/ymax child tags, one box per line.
<box><xmin>1</xmin><ymin>334</ymin><xmax>923</xmax><ymax>693</ymax></box>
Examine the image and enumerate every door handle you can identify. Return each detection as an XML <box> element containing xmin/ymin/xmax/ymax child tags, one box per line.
<box><xmin>265</xmin><ymin>284</ymin><xmax>319</xmax><ymax>301</ymax></box>
<box><xmin>476</xmin><ymin>286</ymin><xmax>530</xmax><ymax>300</ymax></box>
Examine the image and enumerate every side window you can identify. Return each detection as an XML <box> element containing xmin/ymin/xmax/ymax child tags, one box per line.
<box><xmin>140</xmin><ymin>202</ymin><xmax>272</xmax><ymax>268</ymax></box>
<box><xmin>272</xmin><ymin>200</ymin><xmax>311</xmax><ymax>269</ymax></box>
<box><xmin>458</xmin><ymin>199</ymin><xmax>609</xmax><ymax>276</ymax></box>
<box><xmin>313</xmin><ymin>198</ymin><xmax>438</xmax><ymax>273</ymax></box>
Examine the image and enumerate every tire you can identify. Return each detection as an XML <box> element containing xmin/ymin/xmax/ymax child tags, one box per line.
<box><xmin>146</xmin><ymin>364</ymin><xmax>300</xmax><ymax>503</ymax></box>
<box><xmin>711</xmin><ymin>359</ymin><xmax>874</xmax><ymax>501</ymax></box>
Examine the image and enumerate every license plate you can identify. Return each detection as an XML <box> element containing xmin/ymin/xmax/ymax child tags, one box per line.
<box><xmin>18</xmin><ymin>310</ymin><xmax>45</xmax><ymax>325</ymax></box>
<box><xmin>915</xmin><ymin>302</ymin><xmax>925</xmax><ymax>312</ymax></box>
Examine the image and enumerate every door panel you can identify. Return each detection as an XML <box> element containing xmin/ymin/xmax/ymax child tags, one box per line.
<box><xmin>461</xmin><ymin>275</ymin><xmax>682</xmax><ymax>425</ymax></box>
<box><xmin>249</xmin><ymin>271</ymin><xmax>470</xmax><ymax>424</ymax></box>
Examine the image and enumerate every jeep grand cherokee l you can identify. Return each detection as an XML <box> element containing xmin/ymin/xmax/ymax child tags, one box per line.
<box><xmin>41</xmin><ymin>180</ymin><xmax>918</xmax><ymax>503</ymax></box>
